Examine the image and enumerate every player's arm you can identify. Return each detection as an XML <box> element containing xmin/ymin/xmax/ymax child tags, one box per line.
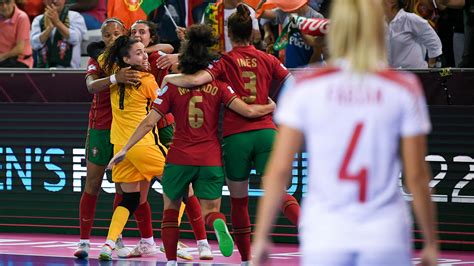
<box><xmin>145</xmin><ymin>43</ymin><xmax>174</xmax><ymax>54</ymax></box>
<box><xmin>252</xmin><ymin>125</ymin><xmax>303</xmax><ymax>264</ymax></box>
<box><xmin>86</xmin><ymin>67</ymin><xmax>141</xmax><ymax>93</ymax></box>
<box><xmin>228</xmin><ymin>97</ymin><xmax>276</xmax><ymax>118</ymax></box>
<box><xmin>401</xmin><ymin>135</ymin><xmax>438</xmax><ymax>266</ymax></box>
<box><xmin>161</xmin><ymin>71</ymin><xmax>213</xmax><ymax>88</ymax></box>
<box><xmin>107</xmin><ymin>110</ymin><xmax>163</xmax><ymax>169</ymax></box>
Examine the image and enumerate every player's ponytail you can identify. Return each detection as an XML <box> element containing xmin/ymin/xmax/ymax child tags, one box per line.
<box><xmin>228</xmin><ymin>3</ymin><xmax>253</xmax><ymax>44</ymax></box>
<box><xmin>102</xmin><ymin>35</ymin><xmax>140</xmax><ymax>75</ymax></box>
<box><xmin>328</xmin><ymin>0</ymin><xmax>386</xmax><ymax>72</ymax></box>
<box><xmin>178</xmin><ymin>24</ymin><xmax>219</xmax><ymax>74</ymax></box>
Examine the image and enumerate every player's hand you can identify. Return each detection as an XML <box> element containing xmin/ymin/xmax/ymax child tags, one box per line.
<box><xmin>160</xmin><ymin>75</ymin><xmax>169</xmax><ymax>89</ymax></box>
<box><xmin>252</xmin><ymin>238</ymin><xmax>271</xmax><ymax>266</ymax></box>
<box><xmin>107</xmin><ymin>150</ymin><xmax>127</xmax><ymax>170</ymax></box>
<box><xmin>268</xmin><ymin>97</ymin><xmax>276</xmax><ymax>111</ymax></box>
<box><xmin>420</xmin><ymin>244</ymin><xmax>438</xmax><ymax>266</ymax></box>
<box><xmin>156</xmin><ymin>53</ymin><xmax>179</xmax><ymax>69</ymax></box>
<box><xmin>116</xmin><ymin>67</ymin><xmax>141</xmax><ymax>85</ymax></box>
<box><xmin>176</xmin><ymin>26</ymin><xmax>186</xmax><ymax>41</ymax></box>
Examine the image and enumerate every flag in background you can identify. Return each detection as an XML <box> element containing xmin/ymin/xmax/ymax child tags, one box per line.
<box><xmin>107</xmin><ymin>0</ymin><xmax>164</xmax><ymax>29</ymax></box>
<box><xmin>185</xmin><ymin>0</ymin><xmax>205</xmax><ymax>26</ymax></box>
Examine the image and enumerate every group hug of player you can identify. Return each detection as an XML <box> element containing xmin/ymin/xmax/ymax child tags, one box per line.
<box><xmin>74</xmin><ymin>4</ymin><xmax>299</xmax><ymax>266</ymax></box>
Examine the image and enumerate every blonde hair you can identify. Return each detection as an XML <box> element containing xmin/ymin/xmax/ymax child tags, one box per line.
<box><xmin>328</xmin><ymin>0</ymin><xmax>387</xmax><ymax>72</ymax></box>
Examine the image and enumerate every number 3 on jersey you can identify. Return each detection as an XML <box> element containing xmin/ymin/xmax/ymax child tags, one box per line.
<box><xmin>242</xmin><ymin>71</ymin><xmax>257</xmax><ymax>104</ymax></box>
<box><xmin>188</xmin><ymin>96</ymin><xmax>203</xmax><ymax>128</ymax></box>
<box><xmin>339</xmin><ymin>122</ymin><xmax>368</xmax><ymax>202</ymax></box>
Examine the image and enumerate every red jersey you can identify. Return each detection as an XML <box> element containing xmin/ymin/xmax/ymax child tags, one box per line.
<box><xmin>152</xmin><ymin>80</ymin><xmax>237</xmax><ymax>166</ymax></box>
<box><xmin>148</xmin><ymin>51</ymin><xmax>175</xmax><ymax>129</ymax></box>
<box><xmin>205</xmin><ymin>45</ymin><xmax>290</xmax><ymax>137</ymax></box>
<box><xmin>86</xmin><ymin>58</ymin><xmax>112</xmax><ymax>129</ymax></box>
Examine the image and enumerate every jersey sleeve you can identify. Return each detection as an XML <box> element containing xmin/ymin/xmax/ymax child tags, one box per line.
<box><xmin>271</xmin><ymin>56</ymin><xmax>290</xmax><ymax>82</ymax></box>
<box><xmin>400</xmin><ymin>76</ymin><xmax>432</xmax><ymax>137</ymax></box>
<box><xmin>218</xmin><ymin>81</ymin><xmax>238</xmax><ymax>107</ymax></box>
<box><xmin>274</xmin><ymin>83</ymin><xmax>306</xmax><ymax>131</ymax></box>
<box><xmin>142</xmin><ymin>74</ymin><xmax>160</xmax><ymax>99</ymax></box>
<box><xmin>151</xmin><ymin>84</ymin><xmax>172</xmax><ymax>116</ymax></box>
<box><xmin>205</xmin><ymin>58</ymin><xmax>225</xmax><ymax>81</ymax></box>
<box><xmin>86</xmin><ymin>58</ymin><xmax>102</xmax><ymax>78</ymax></box>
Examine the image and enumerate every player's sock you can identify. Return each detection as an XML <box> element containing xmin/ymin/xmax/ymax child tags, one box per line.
<box><xmin>184</xmin><ymin>196</ymin><xmax>207</xmax><ymax>241</ymax></box>
<box><xmin>79</xmin><ymin>192</ymin><xmax>98</xmax><ymax>239</ymax></box>
<box><xmin>106</xmin><ymin>206</ymin><xmax>130</xmax><ymax>242</ymax></box>
<box><xmin>231</xmin><ymin>197</ymin><xmax>251</xmax><ymax>261</ymax></box>
<box><xmin>134</xmin><ymin>202</ymin><xmax>153</xmax><ymax>238</ymax></box>
<box><xmin>281</xmin><ymin>194</ymin><xmax>300</xmax><ymax>225</ymax></box>
<box><xmin>113</xmin><ymin>193</ymin><xmax>123</xmax><ymax>210</ymax></box>
<box><xmin>178</xmin><ymin>202</ymin><xmax>186</xmax><ymax>225</ymax></box>
<box><xmin>161</xmin><ymin>209</ymin><xmax>180</xmax><ymax>261</ymax></box>
<box><xmin>106</xmin><ymin>192</ymin><xmax>140</xmax><ymax>242</ymax></box>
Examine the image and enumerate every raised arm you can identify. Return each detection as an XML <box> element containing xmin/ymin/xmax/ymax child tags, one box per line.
<box><xmin>161</xmin><ymin>70</ymin><xmax>213</xmax><ymax>88</ymax></box>
<box><xmin>401</xmin><ymin>135</ymin><xmax>438</xmax><ymax>266</ymax></box>
<box><xmin>228</xmin><ymin>98</ymin><xmax>276</xmax><ymax>118</ymax></box>
<box><xmin>107</xmin><ymin>110</ymin><xmax>162</xmax><ymax>169</ymax></box>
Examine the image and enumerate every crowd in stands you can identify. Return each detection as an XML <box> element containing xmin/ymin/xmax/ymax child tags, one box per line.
<box><xmin>0</xmin><ymin>0</ymin><xmax>473</xmax><ymax>69</ymax></box>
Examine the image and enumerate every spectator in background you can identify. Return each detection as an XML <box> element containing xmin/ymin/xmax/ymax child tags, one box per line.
<box><xmin>202</xmin><ymin>0</ymin><xmax>261</xmax><ymax>53</ymax></box>
<box><xmin>260</xmin><ymin>0</ymin><xmax>325</xmax><ymax>68</ymax></box>
<box><xmin>15</xmin><ymin>0</ymin><xmax>45</xmax><ymax>22</ymax></box>
<box><xmin>0</xmin><ymin>0</ymin><xmax>33</xmax><ymax>68</ymax></box>
<box><xmin>30</xmin><ymin>0</ymin><xmax>86</xmax><ymax>68</ymax></box>
<box><xmin>68</xmin><ymin>0</ymin><xmax>106</xmax><ymax>30</ymax></box>
<box><xmin>384</xmin><ymin>0</ymin><xmax>442</xmax><ymax>68</ymax></box>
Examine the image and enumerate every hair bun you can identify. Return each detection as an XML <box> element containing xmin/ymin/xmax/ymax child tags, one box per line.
<box><xmin>236</xmin><ymin>4</ymin><xmax>250</xmax><ymax>19</ymax></box>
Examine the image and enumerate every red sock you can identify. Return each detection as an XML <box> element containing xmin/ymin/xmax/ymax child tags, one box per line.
<box><xmin>204</xmin><ymin>212</ymin><xmax>226</xmax><ymax>229</ymax></box>
<box><xmin>161</xmin><ymin>209</ymin><xmax>179</xmax><ymax>261</ymax></box>
<box><xmin>113</xmin><ymin>193</ymin><xmax>123</xmax><ymax>211</ymax></box>
<box><xmin>281</xmin><ymin>194</ymin><xmax>300</xmax><ymax>225</ymax></box>
<box><xmin>134</xmin><ymin>202</ymin><xmax>153</xmax><ymax>238</ymax></box>
<box><xmin>231</xmin><ymin>197</ymin><xmax>251</xmax><ymax>261</ymax></box>
<box><xmin>79</xmin><ymin>192</ymin><xmax>98</xmax><ymax>239</ymax></box>
<box><xmin>184</xmin><ymin>196</ymin><xmax>207</xmax><ymax>240</ymax></box>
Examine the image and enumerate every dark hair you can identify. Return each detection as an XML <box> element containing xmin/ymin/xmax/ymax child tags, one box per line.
<box><xmin>131</xmin><ymin>20</ymin><xmax>160</xmax><ymax>46</ymax></box>
<box><xmin>178</xmin><ymin>24</ymin><xmax>219</xmax><ymax>74</ymax></box>
<box><xmin>228</xmin><ymin>4</ymin><xmax>253</xmax><ymax>44</ymax></box>
<box><xmin>102</xmin><ymin>35</ymin><xmax>140</xmax><ymax>75</ymax></box>
<box><xmin>101</xmin><ymin>17</ymin><xmax>126</xmax><ymax>31</ymax></box>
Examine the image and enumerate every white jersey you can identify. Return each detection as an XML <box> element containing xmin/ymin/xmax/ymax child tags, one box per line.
<box><xmin>275</xmin><ymin>66</ymin><xmax>431</xmax><ymax>257</ymax></box>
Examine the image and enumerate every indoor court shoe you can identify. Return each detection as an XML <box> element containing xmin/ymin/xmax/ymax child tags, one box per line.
<box><xmin>115</xmin><ymin>236</ymin><xmax>125</xmax><ymax>250</ymax></box>
<box><xmin>160</xmin><ymin>242</ymin><xmax>193</xmax><ymax>260</ymax></box>
<box><xmin>129</xmin><ymin>239</ymin><xmax>158</xmax><ymax>257</ymax></box>
<box><xmin>73</xmin><ymin>242</ymin><xmax>90</xmax><ymax>259</ymax></box>
<box><xmin>99</xmin><ymin>244</ymin><xmax>113</xmax><ymax>261</ymax></box>
<box><xmin>198</xmin><ymin>242</ymin><xmax>214</xmax><ymax>260</ymax></box>
<box><xmin>213</xmin><ymin>218</ymin><xmax>234</xmax><ymax>257</ymax></box>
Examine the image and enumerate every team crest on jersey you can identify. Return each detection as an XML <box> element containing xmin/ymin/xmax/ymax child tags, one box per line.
<box><xmin>88</xmin><ymin>65</ymin><xmax>97</xmax><ymax>71</ymax></box>
<box><xmin>159</xmin><ymin>85</ymin><xmax>168</xmax><ymax>96</ymax></box>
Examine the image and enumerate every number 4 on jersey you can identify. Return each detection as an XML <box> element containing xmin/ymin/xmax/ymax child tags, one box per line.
<box><xmin>339</xmin><ymin>122</ymin><xmax>368</xmax><ymax>202</ymax></box>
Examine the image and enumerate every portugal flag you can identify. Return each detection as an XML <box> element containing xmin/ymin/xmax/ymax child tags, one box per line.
<box><xmin>107</xmin><ymin>0</ymin><xmax>164</xmax><ymax>29</ymax></box>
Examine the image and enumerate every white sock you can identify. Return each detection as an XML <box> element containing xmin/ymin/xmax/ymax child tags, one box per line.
<box><xmin>197</xmin><ymin>239</ymin><xmax>209</xmax><ymax>246</ymax></box>
<box><xmin>142</xmin><ymin>236</ymin><xmax>154</xmax><ymax>245</ymax></box>
<box><xmin>105</xmin><ymin>239</ymin><xmax>116</xmax><ymax>249</ymax></box>
<box><xmin>79</xmin><ymin>239</ymin><xmax>90</xmax><ymax>244</ymax></box>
